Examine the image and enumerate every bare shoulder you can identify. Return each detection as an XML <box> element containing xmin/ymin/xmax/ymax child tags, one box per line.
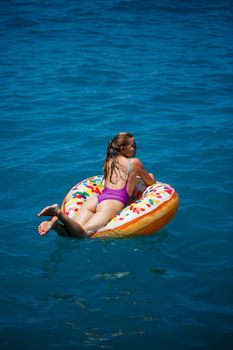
<box><xmin>131</xmin><ymin>157</ymin><xmax>145</xmax><ymax>170</ymax></box>
<box><xmin>131</xmin><ymin>157</ymin><xmax>155</xmax><ymax>185</ymax></box>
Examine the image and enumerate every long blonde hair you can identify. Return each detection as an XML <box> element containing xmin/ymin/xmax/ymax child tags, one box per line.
<box><xmin>103</xmin><ymin>132</ymin><xmax>134</xmax><ymax>183</ymax></box>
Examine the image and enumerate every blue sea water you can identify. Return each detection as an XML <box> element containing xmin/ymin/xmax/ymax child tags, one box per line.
<box><xmin>1</xmin><ymin>0</ymin><xmax>233</xmax><ymax>349</ymax></box>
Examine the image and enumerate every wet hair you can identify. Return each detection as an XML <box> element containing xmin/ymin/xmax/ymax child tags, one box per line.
<box><xmin>103</xmin><ymin>132</ymin><xmax>134</xmax><ymax>183</ymax></box>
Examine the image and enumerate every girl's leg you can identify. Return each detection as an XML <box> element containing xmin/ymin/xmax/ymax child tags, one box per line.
<box><xmin>38</xmin><ymin>199</ymin><xmax>122</xmax><ymax>238</ymax></box>
<box><xmin>58</xmin><ymin>211</ymin><xmax>86</xmax><ymax>238</ymax></box>
<box><xmin>38</xmin><ymin>204</ymin><xmax>87</xmax><ymax>238</ymax></box>
<box><xmin>38</xmin><ymin>216</ymin><xmax>71</xmax><ymax>237</ymax></box>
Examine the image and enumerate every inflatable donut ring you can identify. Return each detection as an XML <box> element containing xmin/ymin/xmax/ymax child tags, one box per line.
<box><xmin>61</xmin><ymin>175</ymin><xmax>179</xmax><ymax>239</ymax></box>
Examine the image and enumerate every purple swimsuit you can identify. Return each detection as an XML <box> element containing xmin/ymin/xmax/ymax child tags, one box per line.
<box><xmin>97</xmin><ymin>159</ymin><xmax>132</xmax><ymax>206</ymax></box>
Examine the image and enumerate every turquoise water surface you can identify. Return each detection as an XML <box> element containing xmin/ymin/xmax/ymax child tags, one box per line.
<box><xmin>1</xmin><ymin>0</ymin><xmax>233</xmax><ymax>349</ymax></box>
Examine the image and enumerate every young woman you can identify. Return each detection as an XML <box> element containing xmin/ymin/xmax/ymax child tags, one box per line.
<box><xmin>38</xmin><ymin>132</ymin><xmax>156</xmax><ymax>238</ymax></box>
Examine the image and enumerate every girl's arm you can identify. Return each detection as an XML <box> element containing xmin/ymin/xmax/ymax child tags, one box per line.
<box><xmin>133</xmin><ymin>158</ymin><xmax>156</xmax><ymax>186</ymax></box>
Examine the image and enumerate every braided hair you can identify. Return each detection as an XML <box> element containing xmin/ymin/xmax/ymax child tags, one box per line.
<box><xmin>103</xmin><ymin>132</ymin><xmax>134</xmax><ymax>184</ymax></box>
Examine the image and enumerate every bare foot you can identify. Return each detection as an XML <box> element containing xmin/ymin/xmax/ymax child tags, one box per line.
<box><xmin>38</xmin><ymin>217</ymin><xmax>58</xmax><ymax>236</ymax></box>
<box><xmin>38</xmin><ymin>204</ymin><xmax>60</xmax><ymax>217</ymax></box>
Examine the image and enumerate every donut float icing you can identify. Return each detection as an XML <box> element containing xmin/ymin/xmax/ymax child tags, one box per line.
<box><xmin>61</xmin><ymin>175</ymin><xmax>179</xmax><ymax>239</ymax></box>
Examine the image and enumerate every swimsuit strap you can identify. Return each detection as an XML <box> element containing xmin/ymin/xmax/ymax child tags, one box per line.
<box><xmin>104</xmin><ymin>158</ymin><xmax>132</xmax><ymax>188</ymax></box>
<box><xmin>125</xmin><ymin>159</ymin><xmax>132</xmax><ymax>182</ymax></box>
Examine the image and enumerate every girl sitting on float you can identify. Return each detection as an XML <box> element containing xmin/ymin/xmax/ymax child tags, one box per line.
<box><xmin>37</xmin><ymin>132</ymin><xmax>155</xmax><ymax>238</ymax></box>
